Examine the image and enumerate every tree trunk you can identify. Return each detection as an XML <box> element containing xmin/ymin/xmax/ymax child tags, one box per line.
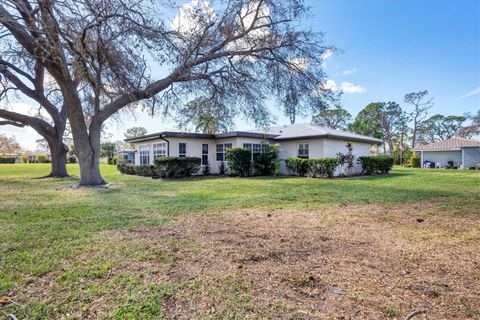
<box><xmin>74</xmin><ymin>124</ymin><xmax>105</xmax><ymax>185</ymax></box>
<box><xmin>47</xmin><ymin>138</ymin><xmax>69</xmax><ymax>177</ymax></box>
<box><xmin>411</xmin><ymin>122</ymin><xmax>417</xmax><ymax>149</ymax></box>
<box><xmin>78</xmin><ymin>154</ymin><xmax>104</xmax><ymax>185</ymax></box>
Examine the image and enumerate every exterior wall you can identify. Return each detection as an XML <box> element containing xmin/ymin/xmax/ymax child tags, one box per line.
<box><xmin>422</xmin><ymin>150</ymin><xmax>462</xmax><ymax>168</ymax></box>
<box><xmin>277</xmin><ymin>139</ymin><xmax>324</xmax><ymax>175</ymax></box>
<box><xmin>277</xmin><ymin>138</ymin><xmax>373</xmax><ymax>175</ymax></box>
<box><xmin>323</xmin><ymin>139</ymin><xmax>373</xmax><ymax>175</ymax></box>
<box><xmin>212</xmin><ymin>137</ymin><xmax>240</xmax><ymax>174</ymax></box>
<box><xmin>132</xmin><ymin>136</ymin><xmax>375</xmax><ymax>176</ymax></box>
<box><xmin>132</xmin><ymin>136</ymin><xmax>269</xmax><ymax>174</ymax></box>
<box><xmin>462</xmin><ymin>147</ymin><xmax>480</xmax><ymax>168</ymax></box>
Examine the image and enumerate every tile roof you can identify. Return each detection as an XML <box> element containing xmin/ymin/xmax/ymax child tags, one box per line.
<box><xmin>412</xmin><ymin>138</ymin><xmax>480</xmax><ymax>151</ymax></box>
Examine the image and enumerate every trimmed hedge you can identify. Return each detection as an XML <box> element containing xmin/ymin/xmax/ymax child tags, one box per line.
<box><xmin>0</xmin><ymin>156</ymin><xmax>16</xmax><ymax>163</ymax></box>
<box><xmin>410</xmin><ymin>155</ymin><xmax>421</xmax><ymax>168</ymax></box>
<box><xmin>117</xmin><ymin>162</ymin><xmax>155</xmax><ymax>176</ymax></box>
<box><xmin>36</xmin><ymin>154</ymin><xmax>48</xmax><ymax>163</ymax></box>
<box><xmin>116</xmin><ymin>157</ymin><xmax>203</xmax><ymax>178</ymax></box>
<box><xmin>154</xmin><ymin>157</ymin><xmax>201</xmax><ymax>178</ymax></box>
<box><xmin>358</xmin><ymin>156</ymin><xmax>394</xmax><ymax>175</ymax></box>
<box><xmin>309</xmin><ymin>158</ymin><xmax>339</xmax><ymax>178</ymax></box>
<box><xmin>109</xmin><ymin>157</ymin><xmax>119</xmax><ymax>165</ymax></box>
<box><xmin>285</xmin><ymin>157</ymin><xmax>310</xmax><ymax>177</ymax></box>
<box><xmin>226</xmin><ymin>148</ymin><xmax>252</xmax><ymax>177</ymax></box>
<box><xmin>286</xmin><ymin>157</ymin><xmax>339</xmax><ymax>178</ymax></box>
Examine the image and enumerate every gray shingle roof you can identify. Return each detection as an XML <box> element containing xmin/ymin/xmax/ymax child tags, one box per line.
<box><xmin>412</xmin><ymin>138</ymin><xmax>480</xmax><ymax>151</ymax></box>
<box><xmin>265</xmin><ymin>123</ymin><xmax>383</xmax><ymax>144</ymax></box>
<box><xmin>125</xmin><ymin>123</ymin><xmax>383</xmax><ymax>144</ymax></box>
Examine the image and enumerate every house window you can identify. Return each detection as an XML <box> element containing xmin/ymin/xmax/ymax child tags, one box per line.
<box><xmin>139</xmin><ymin>145</ymin><xmax>150</xmax><ymax>164</ymax></box>
<box><xmin>297</xmin><ymin>143</ymin><xmax>309</xmax><ymax>158</ymax></box>
<box><xmin>243</xmin><ymin>143</ymin><xmax>263</xmax><ymax>161</ymax></box>
<box><xmin>179</xmin><ymin>143</ymin><xmax>186</xmax><ymax>157</ymax></box>
<box><xmin>153</xmin><ymin>142</ymin><xmax>167</xmax><ymax>159</ymax></box>
<box><xmin>216</xmin><ymin>143</ymin><xmax>232</xmax><ymax>161</ymax></box>
<box><xmin>202</xmin><ymin>144</ymin><xmax>208</xmax><ymax>165</ymax></box>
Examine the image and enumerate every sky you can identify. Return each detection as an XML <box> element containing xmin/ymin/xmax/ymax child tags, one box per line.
<box><xmin>1</xmin><ymin>0</ymin><xmax>479</xmax><ymax>150</ymax></box>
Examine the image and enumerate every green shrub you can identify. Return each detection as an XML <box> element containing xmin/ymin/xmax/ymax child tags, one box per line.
<box><xmin>0</xmin><ymin>156</ymin><xmax>16</xmax><ymax>163</ymax></box>
<box><xmin>410</xmin><ymin>155</ymin><xmax>421</xmax><ymax>168</ymax></box>
<box><xmin>219</xmin><ymin>161</ymin><xmax>226</xmax><ymax>175</ymax></box>
<box><xmin>336</xmin><ymin>142</ymin><xmax>355</xmax><ymax>176</ymax></box>
<box><xmin>202</xmin><ymin>163</ymin><xmax>210</xmax><ymax>176</ymax></box>
<box><xmin>226</xmin><ymin>148</ymin><xmax>252</xmax><ymax>177</ymax></box>
<box><xmin>134</xmin><ymin>164</ymin><xmax>156</xmax><ymax>177</ymax></box>
<box><xmin>309</xmin><ymin>158</ymin><xmax>339</xmax><ymax>178</ymax></box>
<box><xmin>108</xmin><ymin>157</ymin><xmax>118</xmax><ymax>165</ymax></box>
<box><xmin>358</xmin><ymin>156</ymin><xmax>394</xmax><ymax>175</ymax></box>
<box><xmin>253</xmin><ymin>144</ymin><xmax>278</xmax><ymax>176</ymax></box>
<box><xmin>20</xmin><ymin>155</ymin><xmax>28</xmax><ymax>163</ymax></box>
<box><xmin>285</xmin><ymin>157</ymin><xmax>310</xmax><ymax>177</ymax></box>
<box><xmin>154</xmin><ymin>157</ymin><xmax>201</xmax><ymax>178</ymax></box>
<box><xmin>117</xmin><ymin>162</ymin><xmax>156</xmax><ymax>176</ymax></box>
<box><xmin>36</xmin><ymin>154</ymin><xmax>48</xmax><ymax>163</ymax></box>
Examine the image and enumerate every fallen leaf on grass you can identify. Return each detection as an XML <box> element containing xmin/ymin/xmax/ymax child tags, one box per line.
<box><xmin>0</xmin><ymin>295</ymin><xmax>11</xmax><ymax>305</ymax></box>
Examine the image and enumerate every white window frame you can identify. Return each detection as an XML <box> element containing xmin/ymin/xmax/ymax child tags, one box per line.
<box><xmin>202</xmin><ymin>144</ymin><xmax>209</xmax><ymax>166</ymax></box>
<box><xmin>179</xmin><ymin>142</ymin><xmax>187</xmax><ymax>157</ymax></box>
<box><xmin>297</xmin><ymin>143</ymin><xmax>309</xmax><ymax>158</ymax></box>
<box><xmin>216</xmin><ymin>143</ymin><xmax>232</xmax><ymax>162</ymax></box>
<box><xmin>139</xmin><ymin>144</ymin><xmax>150</xmax><ymax>165</ymax></box>
<box><xmin>243</xmin><ymin>143</ymin><xmax>262</xmax><ymax>161</ymax></box>
<box><xmin>153</xmin><ymin>142</ymin><xmax>167</xmax><ymax>159</ymax></box>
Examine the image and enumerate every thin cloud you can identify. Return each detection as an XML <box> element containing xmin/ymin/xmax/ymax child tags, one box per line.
<box><xmin>322</xmin><ymin>79</ymin><xmax>337</xmax><ymax>91</ymax></box>
<box><xmin>340</xmin><ymin>82</ymin><xmax>366</xmax><ymax>94</ymax></box>
<box><xmin>320</xmin><ymin>49</ymin><xmax>334</xmax><ymax>66</ymax></box>
<box><xmin>460</xmin><ymin>86</ymin><xmax>480</xmax><ymax>99</ymax></box>
<box><xmin>341</xmin><ymin>68</ymin><xmax>357</xmax><ymax>76</ymax></box>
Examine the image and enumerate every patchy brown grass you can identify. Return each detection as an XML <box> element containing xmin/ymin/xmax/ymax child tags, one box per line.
<box><xmin>83</xmin><ymin>202</ymin><xmax>479</xmax><ymax>319</ymax></box>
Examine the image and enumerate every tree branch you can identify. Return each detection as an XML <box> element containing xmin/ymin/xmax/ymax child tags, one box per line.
<box><xmin>0</xmin><ymin>120</ymin><xmax>24</xmax><ymax>127</ymax></box>
<box><xmin>0</xmin><ymin>109</ymin><xmax>55</xmax><ymax>137</ymax></box>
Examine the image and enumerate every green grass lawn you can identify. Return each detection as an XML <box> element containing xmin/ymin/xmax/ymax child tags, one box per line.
<box><xmin>0</xmin><ymin>164</ymin><xmax>479</xmax><ymax>319</ymax></box>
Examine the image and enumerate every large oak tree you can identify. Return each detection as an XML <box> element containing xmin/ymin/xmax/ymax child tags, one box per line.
<box><xmin>0</xmin><ymin>0</ymin><xmax>331</xmax><ymax>185</ymax></box>
<box><xmin>0</xmin><ymin>56</ymin><xmax>69</xmax><ymax>176</ymax></box>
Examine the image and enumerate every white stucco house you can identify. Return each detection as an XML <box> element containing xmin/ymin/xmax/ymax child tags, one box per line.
<box><xmin>124</xmin><ymin>123</ymin><xmax>383</xmax><ymax>175</ymax></box>
<box><xmin>412</xmin><ymin>137</ymin><xmax>480</xmax><ymax>169</ymax></box>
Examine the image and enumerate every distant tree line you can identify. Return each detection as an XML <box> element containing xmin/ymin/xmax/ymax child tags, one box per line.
<box><xmin>309</xmin><ymin>90</ymin><xmax>478</xmax><ymax>164</ymax></box>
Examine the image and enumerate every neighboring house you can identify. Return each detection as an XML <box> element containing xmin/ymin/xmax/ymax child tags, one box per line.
<box><xmin>125</xmin><ymin>123</ymin><xmax>382</xmax><ymax>175</ymax></box>
<box><xmin>114</xmin><ymin>150</ymin><xmax>135</xmax><ymax>163</ymax></box>
<box><xmin>0</xmin><ymin>151</ymin><xmax>51</xmax><ymax>163</ymax></box>
<box><xmin>412</xmin><ymin>138</ymin><xmax>480</xmax><ymax>169</ymax></box>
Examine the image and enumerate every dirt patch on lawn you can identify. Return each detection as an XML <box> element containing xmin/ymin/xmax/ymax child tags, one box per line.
<box><xmin>107</xmin><ymin>203</ymin><xmax>480</xmax><ymax>319</ymax></box>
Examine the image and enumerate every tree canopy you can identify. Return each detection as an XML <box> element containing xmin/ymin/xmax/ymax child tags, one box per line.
<box><xmin>459</xmin><ymin>110</ymin><xmax>480</xmax><ymax>139</ymax></box>
<box><xmin>0</xmin><ymin>0</ymin><xmax>332</xmax><ymax>185</ymax></box>
<box><xmin>124</xmin><ymin>127</ymin><xmax>148</xmax><ymax>140</ymax></box>
<box><xmin>0</xmin><ymin>133</ymin><xmax>21</xmax><ymax>154</ymax></box>
<box><xmin>175</xmin><ymin>97</ymin><xmax>235</xmax><ymax>134</ymax></box>
<box><xmin>417</xmin><ymin>114</ymin><xmax>466</xmax><ymax>143</ymax></box>
<box><xmin>312</xmin><ymin>106</ymin><xmax>352</xmax><ymax>130</ymax></box>
<box><xmin>404</xmin><ymin>90</ymin><xmax>433</xmax><ymax>148</ymax></box>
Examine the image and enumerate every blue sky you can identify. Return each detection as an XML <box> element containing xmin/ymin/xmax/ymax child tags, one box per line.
<box><xmin>2</xmin><ymin>0</ymin><xmax>479</xmax><ymax>149</ymax></box>
<box><xmin>311</xmin><ymin>0</ymin><xmax>480</xmax><ymax>116</ymax></box>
